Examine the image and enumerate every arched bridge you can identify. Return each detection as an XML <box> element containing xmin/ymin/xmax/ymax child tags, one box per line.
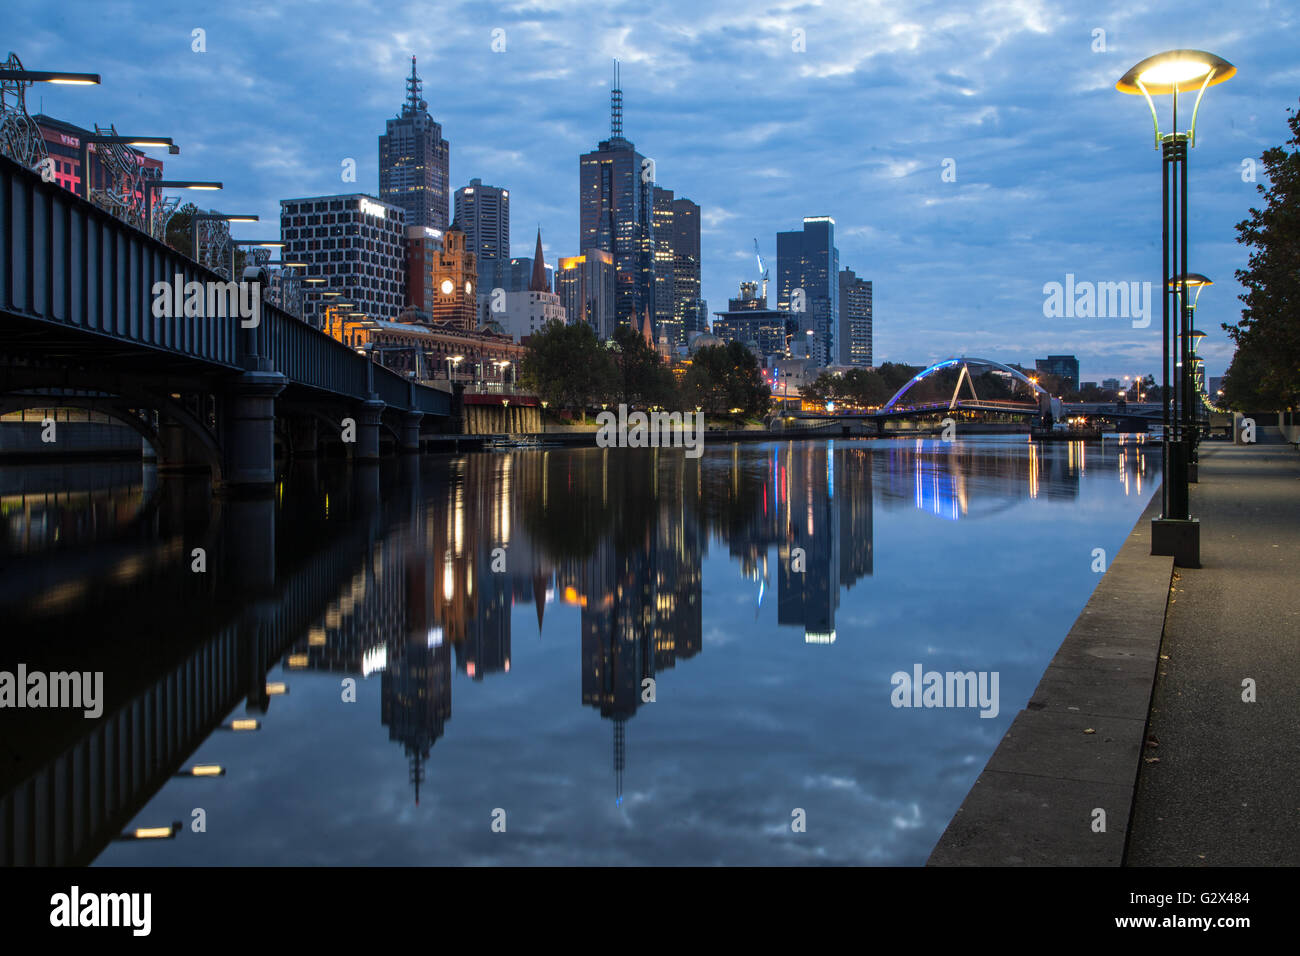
<box><xmin>0</xmin><ymin>154</ymin><xmax>451</xmax><ymax>493</ymax></box>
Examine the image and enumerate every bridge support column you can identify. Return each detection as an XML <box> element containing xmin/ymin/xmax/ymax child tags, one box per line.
<box><xmin>218</xmin><ymin>370</ymin><xmax>286</xmax><ymax>496</ymax></box>
<box><xmin>352</xmin><ymin>399</ymin><xmax>385</xmax><ymax>461</ymax></box>
<box><xmin>157</xmin><ymin>418</ymin><xmax>211</xmax><ymax>477</ymax></box>
<box><xmin>400</xmin><ymin>411</ymin><xmax>423</xmax><ymax>454</ymax></box>
<box><xmin>290</xmin><ymin>417</ymin><xmax>318</xmax><ymax>459</ymax></box>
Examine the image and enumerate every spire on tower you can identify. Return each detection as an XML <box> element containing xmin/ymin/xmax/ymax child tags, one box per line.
<box><xmin>403</xmin><ymin>55</ymin><xmax>426</xmax><ymax>117</ymax></box>
<box><xmin>529</xmin><ymin>228</ymin><xmax>549</xmax><ymax>292</ymax></box>
<box><xmin>610</xmin><ymin>59</ymin><xmax>624</xmax><ymax>141</ymax></box>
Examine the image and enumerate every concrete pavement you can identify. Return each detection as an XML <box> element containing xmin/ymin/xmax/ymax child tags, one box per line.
<box><xmin>1125</xmin><ymin>434</ymin><xmax>1300</xmax><ymax>865</ymax></box>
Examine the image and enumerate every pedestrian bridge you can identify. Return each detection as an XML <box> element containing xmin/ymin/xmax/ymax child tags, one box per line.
<box><xmin>0</xmin><ymin>154</ymin><xmax>451</xmax><ymax>493</ymax></box>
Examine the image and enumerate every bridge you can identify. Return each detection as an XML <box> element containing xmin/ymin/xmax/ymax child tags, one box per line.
<box><xmin>779</xmin><ymin>357</ymin><xmax>1164</xmax><ymax>433</ymax></box>
<box><xmin>0</xmin><ymin>154</ymin><xmax>452</xmax><ymax>494</ymax></box>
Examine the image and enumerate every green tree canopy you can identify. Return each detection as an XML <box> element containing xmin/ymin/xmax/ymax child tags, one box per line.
<box><xmin>1222</xmin><ymin>99</ymin><xmax>1300</xmax><ymax>410</ymax></box>
<box><xmin>519</xmin><ymin>320</ymin><xmax>616</xmax><ymax>420</ymax></box>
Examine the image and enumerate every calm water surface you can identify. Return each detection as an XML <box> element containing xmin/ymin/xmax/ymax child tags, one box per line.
<box><xmin>0</xmin><ymin>436</ymin><xmax>1158</xmax><ymax>865</ymax></box>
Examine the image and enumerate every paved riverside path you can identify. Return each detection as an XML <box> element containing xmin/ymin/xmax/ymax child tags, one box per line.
<box><xmin>1126</xmin><ymin>435</ymin><xmax>1300</xmax><ymax>866</ymax></box>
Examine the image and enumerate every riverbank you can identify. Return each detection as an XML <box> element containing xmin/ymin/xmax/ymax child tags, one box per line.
<box><xmin>928</xmin><ymin>482</ymin><xmax>1173</xmax><ymax>865</ymax></box>
<box><xmin>1125</xmin><ymin>436</ymin><xmax>1300</xmax><ymax>865</ymax></box>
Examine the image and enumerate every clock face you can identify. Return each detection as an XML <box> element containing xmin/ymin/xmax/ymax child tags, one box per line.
<box><xmin>465</xmin><ymin>281</ymin><xmax>473</xmax><ymax>295</ymax></box>
<box><xmin>440</xmin><ymin>279</ymin><xmax>454</xmax><ymax>295</ymax></box>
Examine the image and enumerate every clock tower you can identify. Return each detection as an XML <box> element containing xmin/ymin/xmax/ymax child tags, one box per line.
<box><xmin>431</xmin><ymin>221</ymin><xmax>478</xmax><ymax>330</ymax></box>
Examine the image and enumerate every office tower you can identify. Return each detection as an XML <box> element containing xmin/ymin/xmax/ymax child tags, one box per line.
<box><xmin>579</xmin><ymin>62</ymin><xmax>655</xmax><ymax>333</ymax></box>
<box><xmin>405</xmin><ymin>224</ymin><xmax>444</xmax><ymax>320</ymax></box>
<box><xmin>454</xmin><ymin>178</ymin><xmax>509</xmax><ymax>291</ymax></box>
<box><xmin>652</xmin><ymin>187</ymin><xmax>676</xmax><ymax>344</ymax></box>
<box><xmin>671</xmin><ymin>195</ymin><xmax>701</xmax><ymax>343</ymax></box>
<box><xmin>280</xmin><ymin>194</ymin><xmax>407</xmax><ymax>328</ymax></box>
<box><xmin>1036</xmin><ymin>355</ymin><xmax>1080</xmax><ymax>392</ymax></box>
<box><xmin>431</xmin><ymin>221</ymin><xmax>478</xmax><ymax>330</ymax></box>
<box><xmin>712</xmin><ymin>281</ymin><xmax>791</xmax><ymax>357</ymax></box>
<box><xmin>838</xmin><ymin>268</ymin><xmax>873</xmax><ymax>367</ymax></box>
<box><xmin>776</xmin><ymin>217</ymin><xmax>839</xmax><ymax>366</ymax></box>
<box><xmin>556</xmin><ymin>249</ymin><xmax>617</xmax><ymax>339</ymax></box>
<box><xmin>379</xmin><ymin>56</ymin><xmax>450</xmax><ymax>231</ymax></box>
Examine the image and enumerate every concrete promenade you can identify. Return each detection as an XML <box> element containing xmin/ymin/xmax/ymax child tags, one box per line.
<box><xmin>1125</xmin><ymin>435</ymin><xmax>1300</xmax><ymax>865</ymax></box>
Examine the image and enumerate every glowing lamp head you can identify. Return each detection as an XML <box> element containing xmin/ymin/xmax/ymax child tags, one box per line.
<box><xmin>1117</xmin><ymin>50</ymin><xmax>1235</xmax><ymax>96</ymax></box>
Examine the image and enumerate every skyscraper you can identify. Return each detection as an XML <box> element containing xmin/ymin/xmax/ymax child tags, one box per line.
<box><xmin>556</xmin><ymin>249</ymin><xmax>616</xmax><ymax>340</ymax></box>
<box><xmin>650</xmin><ymin>187</ymin><xmax>702</xmax><ymax>348</ymax></box>
<box><xmin>838</xmin><ymin>268</ymin><xmax>873</xmax><ymax>367</ymax></box>
<box><xmin>777</xmin><ymin>217</ymin><xmax>839</xmax><ymax>367</ymax></box>
<box><xmin>579</xmin><ymin>63</ymin><xmax>655</xmax><ymax>334</ymax></box>
<box><xmin>454</xmin><ymin>178</ymin><xmax>509</xmax><ymax>291</ymax></box>
<box><xmin>379</xmin><ymin>57</ymin><xmax>450</xmax><ymax>231</ymax></box>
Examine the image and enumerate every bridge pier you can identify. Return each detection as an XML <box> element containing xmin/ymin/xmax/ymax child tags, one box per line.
<box><xmin>217</xmin><ymin>370</ymin><xmax>287</xmax><ymax>496</ymax></box>
<box><xmin>400</xmin><ymin>411</ymin><xmax>423</xmax><ymax>454</ymax></box>
<box><xmin>290</xmin><ymin>417</ymin><xmax>319</xmax><ymax>458</ymax></box>
<box><xmin>157</xmin><ymin>417</ymin><xmax>211</xmax><ymax>477</ymax></box>
<box><xmin>352</xmin><ymin>399</ymin><xmax>386</xmax><ymax>462</ymax></box>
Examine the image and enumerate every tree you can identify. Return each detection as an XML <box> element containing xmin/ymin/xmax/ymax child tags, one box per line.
<box><xmin>684</xmin><ymin>342</ymin><xmax>770</xmax><ymax>417</ymax></box>
<box><xmin>610</xmin><ymin>323</ymin><xmax>679</xmax><ymax>408</ymax></box>
<box><xmin>1223</xmin><ymin>99</ymin><xmax>1300</xmax><ymax>410</ymax></box>
<box><xmin>519</xmin><ymin>320</ymin><xmax>615</xmax><ymax>421</ymax></box>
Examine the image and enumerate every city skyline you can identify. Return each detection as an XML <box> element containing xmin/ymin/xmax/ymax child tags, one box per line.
<box><xmin>7</xmin><ymin>0</ymin><xmax>1294</xmax><ymax>382</ymax></box>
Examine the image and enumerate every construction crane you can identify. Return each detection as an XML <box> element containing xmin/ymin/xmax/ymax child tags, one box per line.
<box><xmin>753</xmin><ymin>238</ymin><xmax>769</xmax><ymax>302</ymax></box>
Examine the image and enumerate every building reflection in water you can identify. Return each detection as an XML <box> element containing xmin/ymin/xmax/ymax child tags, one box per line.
<box><xmin>0</xmin><ymin>436</ymin><xmax>1158</xmax><ymax>862</ymax></box>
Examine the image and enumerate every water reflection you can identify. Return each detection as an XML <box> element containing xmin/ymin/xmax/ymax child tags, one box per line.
<box><xmin>0</xmin><ymin>436</ymin><xmax>1156</xmax><ymax>865</ymax></box>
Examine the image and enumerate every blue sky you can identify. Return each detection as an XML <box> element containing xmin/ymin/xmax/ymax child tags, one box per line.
<box><xmin>11</xmin><ymin>0</ymin><xmax>1297</xmax><ymax>381</ymax></box>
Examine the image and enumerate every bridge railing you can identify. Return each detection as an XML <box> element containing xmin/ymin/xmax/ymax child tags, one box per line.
<box><xmin>1</xmin><ymin>154</ymin><xmax>449</xmax><ymax>416</ymax></box>
<box><xmin>1</xmin><ymin>154</ymin><xmax>242</xmax><ymax>367</ymax></box>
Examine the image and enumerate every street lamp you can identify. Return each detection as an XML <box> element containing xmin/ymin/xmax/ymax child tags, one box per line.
<box><xmin>191</xmin><ymin>212</ymin><xmax>259</xmax><ymax>276</ymax></box>
<box><xmin>1118</xmin><ymin>49</ymin><xmax>1234</xmax><ymax>568</ymax></box>
<box><xmin>142</xmin><ymin>179</ymin><xmax>221</xmax><ymax>239</ymax></box>
<box><xmin>447</xmin><ymin>354</ymin><xmax>464</xmax><ymax>382</ymax></box>
<box><xmin>76</xmin><ymin>134</ymin><xmax>177</xmax><ymax>201</ymax></box>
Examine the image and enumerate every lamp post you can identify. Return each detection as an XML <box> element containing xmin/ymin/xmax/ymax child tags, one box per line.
<box><xmin>191</xmin><ymin>212</ymin><xmax>259</xmax><ymax>278</ymax></box>
<box><xmin>1169</xmin><ymin>273</ymin><xmax>1211</xmax><ymax>480</ymax></box>
<box><xmin>75</xmin><ymin>134</ymin><xmax>176</xmax><ymax>201</ymax></box>
<box><xmin>142</xmin><ymin>179</ymin><xmax>221</xmax><ymax>239</ymax></box>
<box><xmin>1117</xmin><ymin>49</ymin><xmax>1234</xmax><ymax>568</ymax></box>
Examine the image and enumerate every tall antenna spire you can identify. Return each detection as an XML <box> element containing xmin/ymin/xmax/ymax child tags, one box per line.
<box><xmin>403</xmin><ymin>55</ymin><xmax>425</xmax><ymax>117</ymax></box>
<box><xmin>610</xmin><ymin>59</ymin><xmax>623</xmax><ymax>140</ymax></box>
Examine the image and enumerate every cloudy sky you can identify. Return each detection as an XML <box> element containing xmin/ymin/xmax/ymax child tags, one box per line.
<box><xmin>11</xmin><ymin>0</ymin><xmax>1297</xmax><ymax>381</ymax></box>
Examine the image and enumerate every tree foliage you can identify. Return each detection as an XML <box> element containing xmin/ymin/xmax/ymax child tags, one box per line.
<box><xmin>1222</xmin><ymin>100</ymin><xmax>1300</xmax><ymax>410</ymax></box>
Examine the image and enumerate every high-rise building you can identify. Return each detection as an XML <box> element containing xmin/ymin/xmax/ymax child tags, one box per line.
<box><xmin>712</xmin><ymin>281</ymin><xmax>791</xmax><ymax>358</ymax></box>
<box><xmin>556</xmin><ymin>249</ymin><xmax>617</xmax><ymax>340</ymax></box>
<box><xmin>405</xmin><ymin>224</ymin><xmax>444</xmax><ymax>320</ymax></box>
<box><xmin>671</xmin><ymin>196</ymin><xmax>701</xmax><ymax>342</ymax></box>
<box><xmin>777</xmin><ymin>217</ymin><xmax>839</xmax><ymax>367</ymax></box>
<box><xmin>280</xmin><ymin>194</ymin><xmax>407</xmax><ymax>328</ymax></box>
<box><xmin>1036</xmin><ymin>355</ymin><xmax>1080</xmax><ymax>392</ymax></box>
<box><xmin>649</xmin><ymin>187</ymin><xmax>702</xmax><ymax>348</ymax></box>
<box><xmin>431</xmin><ymin>221</ymin><xmax>478</xmax><ymax>330</ymax></box>
<box><xmin>379</xmin><ymin>57</ymin><xmax>450</xmax><ymax>231</ymax></box>
<box><xmin>579</xmin><ymin>63</ymin><xmax>655</xmax><ymax>334</ymax></box>
<box><xmin>838</xmin><ymin>269</ymin><xmax>873</xmax><ymax>367</ymax></box>
<box><xmin>454</xmin><ymin>178</ymin><xmax>509</xmax><ymax>291</ymax></box>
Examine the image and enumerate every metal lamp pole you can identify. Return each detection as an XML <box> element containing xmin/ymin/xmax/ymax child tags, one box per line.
<box><xmin>1117</xmin><ymin>49</ymin><xmax>1235</xmax><ymax>568</ymax></box>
